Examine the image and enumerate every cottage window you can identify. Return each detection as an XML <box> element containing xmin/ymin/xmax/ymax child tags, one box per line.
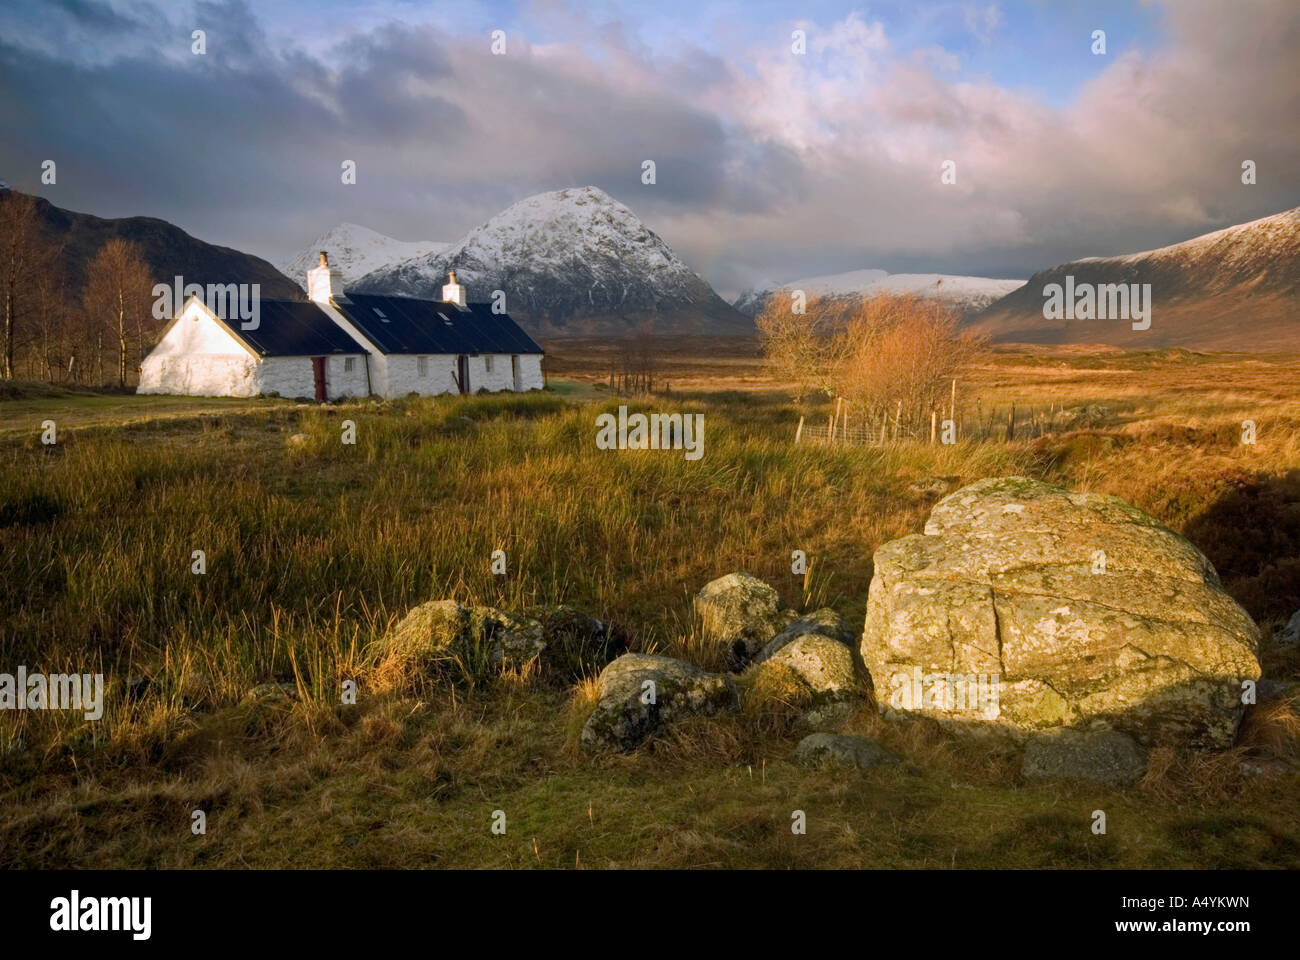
<box><xmin>417</xmin><ymin>357</ymin><xmax>428</xmax><ymax>377</ymax></box>
<box><xmin>484</xmin><ymin>356</ymin><xmax>494</xmax><ymax>373</ymax></box>
<box><xmin>344</xmin><ymin>357</ymin><xmax>355</xmax><ymax>373</ymax></box>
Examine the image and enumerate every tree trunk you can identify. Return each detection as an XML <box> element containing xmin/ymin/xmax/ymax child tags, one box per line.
<box><xmin>3</xmin><ymin>288</ymin><xmax>13</xmax><ymax>380</ymax></box>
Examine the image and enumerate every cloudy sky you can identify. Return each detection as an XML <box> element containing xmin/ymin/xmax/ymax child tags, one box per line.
<box><xmin>1</xmin><ymin>0</ymin><xmax>1296</xmax><ymax>297</ymax></box>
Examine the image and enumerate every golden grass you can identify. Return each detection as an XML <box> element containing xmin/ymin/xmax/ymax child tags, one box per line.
<box><xmin>2</xmin><ymin>347</ymin><xmax>1299</xmax><ymax>868</ymax></box>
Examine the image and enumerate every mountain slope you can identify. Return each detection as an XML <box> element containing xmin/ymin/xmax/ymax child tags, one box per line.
<box><xmin>734</xmin><ymin>270</ymin><xmax>1024</xmax><ymax>317</ymax></box>
<box><xmin>12</xmin><ymin>189</ymin><xmax>301</xmax><ymax>299</ymax></box>
<box><xmin>353</xmin><ymin>186</ymin><xmax>752</xmax><ymax>337</ymax></box>
<box><xmin>972</xmin><ymin>208</ymin><xmax>1300</xmax><ymax>349</ymax></box>
<box><xmin>279</xmin><ymin>223</ymin><xmax>448</xmax><ymax>289</ymax></box>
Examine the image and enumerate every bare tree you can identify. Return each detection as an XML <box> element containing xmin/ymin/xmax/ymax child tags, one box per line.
<box><xmin>754</xmin><ymin>291</ymin><xmax>848</xmax><ymax>400</ymax></box>
<box><xmin>0</xmin><ymin>191</ymin><xmax>50</xmax><ymax>380</ymax></box>
<box><xmin>610</xmin><ymin>322</ymin><xmax>660</xmax><ymax>395</ymax></box>
<box><xmin>83</xmin><ymin>238</ymin><xmax>154</xmax><ymax>387</ymax></box>
<box><xmin>835</xmin><ymin>294</ymin><xmax>987</xmax><ymax>436</ymax></box>
<box><xmin>30</xmin><ymin>255</ymin><xmax>70</xmax><ymax>381</ymax></box>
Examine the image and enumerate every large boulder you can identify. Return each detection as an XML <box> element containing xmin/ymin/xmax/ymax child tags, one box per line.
<box><xmin>861</xmin><ymin>477</ymin><xmax>1261</xmax><ymax>749</ymax></box>
<box><xmin>750</xmin><ymin>633</ymin><xmax>864</xmax><ymax>729</ymax></box>
<box><xmin>581</xmin><ymin>653</ymin><xmax>740</xmax><ymax>750</ymax></box>
<box><xmin>694</xmin><ymin>573</ymin><xmax>783</xmax><ymax>669</ymax></box>
<box><xmin>382</xmin><ymin>600</ymin><xmax>545</xmax><ymax>675</ymax></box>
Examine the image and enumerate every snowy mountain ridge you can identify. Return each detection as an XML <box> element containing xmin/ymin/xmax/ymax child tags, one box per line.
<box><xmin>734</xmin><ymin>270</ymin><xmax>1025</xmax><ymax>317</ymax></box>
<box><xmin>352</xmin><ymin>186</ymin><xmax>750</xmax><ymax>336</ymax></box>
<box><xmin>279</xmin><ymin>223</ymin><xmax>449</xmax><ymax>289</ymax></box>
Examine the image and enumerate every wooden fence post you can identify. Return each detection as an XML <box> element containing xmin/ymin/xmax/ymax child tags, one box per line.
<box><xmin>930</xmin><ymin>410</ymin><xmax>937</xmax><ymax>445</ymax></box>
<box><xmin>795</xmin><ymin>416</ymin><xmax>804</xmax><ymax>445</ymax></box>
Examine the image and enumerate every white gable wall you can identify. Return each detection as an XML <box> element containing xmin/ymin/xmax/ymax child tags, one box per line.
<box><xmin>139</xmin><ymin>299</ymin><xmax>369</xmax><ymax>400</ymax></box>
<box><xmin>138</xmin><ymin>300</ymin><xmax>259</xmax><ymax>396</ymax></box>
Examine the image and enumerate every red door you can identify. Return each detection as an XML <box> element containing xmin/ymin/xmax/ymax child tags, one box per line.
<box><xmin>457</xmin><ymin>355</ymin><xmax>470</xmax><ymax>394</ymax></box>
<box><xmin>312</xmin><ymin>357</ymin><xmax>327</xmax><ymax>402</ymax></box>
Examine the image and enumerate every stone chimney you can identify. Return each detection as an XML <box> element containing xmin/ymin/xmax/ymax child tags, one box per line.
<box><xmin>307</xmin><ymin>251</ymin><xmax>342</xmax><ymax>303</ymax></box>
<box><xmin>442</xmin><ymin>270</ymin><xmax>467</xmax><ymax>308</ymax></box>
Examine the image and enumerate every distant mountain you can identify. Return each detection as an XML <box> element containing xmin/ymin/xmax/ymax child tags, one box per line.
<box><xmin>734</xmin><ymin>270</ymin><xmax>1025</xmax><ymax>317</ymax></box>
<box><xmin>15</xmin><ymin>190</ymin><xmax>301</xmax><ymax>299</ymax></box>
<box><xmin>353</xmin><ymin>186</ymin><xmax>752</xmax><ymax>337</ymax></box>
<box><xmin>972</xmin><ymin>207</ymin><xmax>1300</xmax><ymax>349</ymax></box>
<box><xmin>279</xmin><ymin>223</ymin><xmax>449</xmax><ymax>290</ymax></box>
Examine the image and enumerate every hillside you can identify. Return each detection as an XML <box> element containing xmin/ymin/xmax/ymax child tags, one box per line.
<box><xmin>10</xmin><ymin>189</ymin><xmax>302</xmax><ymax>299</ymax></box>
<box><xmin>972</xmin><ymin>207</ymin><xmax>1300</xmax><ymax>349</ymax></box>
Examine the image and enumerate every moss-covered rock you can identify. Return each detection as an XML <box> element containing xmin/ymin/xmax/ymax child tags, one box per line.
<box><xmin>523</xmin><ymin>603</ymin><xmax>625</xmax><ymax>679</ymax></box>
<box><xmin>381</xmin><ymin>600</ymin><xmax>545</xmax><ymax>678</ymax></box>
<box><xmin>581</xmin><ymin>653</ymin><xmax>740</xmax><ymax>750</ymax></box>
<box><xmin>694</xmin><ymin>572</ymin><xmax>783</xmax><ymax>670</ymax></box>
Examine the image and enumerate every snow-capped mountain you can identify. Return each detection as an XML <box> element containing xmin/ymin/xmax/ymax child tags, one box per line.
<box><xmin>353</xmin><ymin>186</ymin><xmax>750</xmax><ymax>336</ymax></box>
<box><xmin>734</xmin><ymin>270</ymin><xmax>1025</xmax><ymax>317</ymax></box>
<box><xmin>973</xmin><ymin>206</ymin><xmax>1300</xmax><ymax>349</ymax></box>
<box><xmin>279</xmin><ymin>223</ymin><xmax>449</xmax><ymax>289</ymax></box>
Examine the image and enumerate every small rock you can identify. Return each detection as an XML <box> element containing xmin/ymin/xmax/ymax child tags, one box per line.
<box><xmin>750</xmin><ymin>634</ymin><xmax>863</xmax><ymax>729</ymax></box>
<box><xmin>793</xmin><ymin>733</ymin><xmax>899</xmax><ymax>770</ymax></box>
<box><xmin>1279</xmin><ymin>609</ymin><xmax>1300</xmax><ymax>646</ymax></box>
<box><xmin>381</xmin><ymin>600</ymin><xmax>545</xmax><ymax>675</ymax></box>
<box><xmin>581</xmin><ymin>653</ymin><xmax>740</xmax><ymax>750</ymax></box>
<box><xmin>908</xmin><ymin>477</ymin><xmax>954</xmax><ymax>498</ymax></box>
<box><xmin>694</xmin><ymin>572</ymin><xmax>783</xmax><ymax>670</ymax></box>
<box><xmin>1256</xmin><ymin>677</ymin><xmax>1297</xmax><ymax>701</ymax></box>
<box><xmin>243</xmin><ymin>682</ymin><xmax>297</xmax><ymax>705</ymax></box>
<box><xmin>522</xmin><ymin>603</ymin><xmax>624</xmax><ymax>679</ymax></box>
<box><xmin>752</xmin><ymin>607</ymin><xmax>852</xmax><ymax>665</ymax></box>
<box><xmin>126</xmin><ymin>675</ymin><xmax>151</xmax><ymax>702</ymax></box>
<box><xmin>1021</xmin><ymin>728</ymin><xmax>1148</xmax><ymax>786</ymax></box>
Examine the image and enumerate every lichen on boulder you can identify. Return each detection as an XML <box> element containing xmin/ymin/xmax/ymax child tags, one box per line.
<box><xmin>860</xmin><ymin>477</ymin><xmax>1261</xmax><ymax>749</ymax></box>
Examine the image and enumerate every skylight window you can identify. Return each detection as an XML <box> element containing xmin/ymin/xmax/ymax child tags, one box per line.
<box><xmin>373</xmin><ymin>307</ymin><xmax>388</xmax><ymax>322</ymax></box>
<box><xmin>437</xmin><ymin>312</ymin><xmax>453</xmax><ymax>325</ymax></box>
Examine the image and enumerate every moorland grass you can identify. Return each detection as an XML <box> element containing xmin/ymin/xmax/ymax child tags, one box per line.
<box><xmin>1</xmin><ymin>368</ymin><xmax>1298</xmax><ymax>868</ymax></box>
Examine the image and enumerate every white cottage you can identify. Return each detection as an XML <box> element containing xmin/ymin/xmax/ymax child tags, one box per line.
<box><xmin>138</xmin><ymin>254</ymin><xmax>545</xmax><ymax>400</ymax></box>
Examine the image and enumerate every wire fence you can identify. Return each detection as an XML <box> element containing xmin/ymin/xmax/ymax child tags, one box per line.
<box><xmin>794</xmin><ymin>401</ymin><xmax>1115</xmax><ymax>446</ymax></box>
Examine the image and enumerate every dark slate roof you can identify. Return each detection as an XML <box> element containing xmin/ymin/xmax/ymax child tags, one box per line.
<box><xmin>331</xmin><ymin>292</ymin><xmax>544</xmax><ymax>356</ymax></box>
<box><xmin>215</xmin><ymin>298</ymin><xmax>370</xmax><ymax>357</ymax></box>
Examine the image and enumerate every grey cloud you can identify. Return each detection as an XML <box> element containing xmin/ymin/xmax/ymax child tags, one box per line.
<box><xmin>0</xmin><ymin>0</ymin><xmax>1295</xmax><ymax>290</ymax></box>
